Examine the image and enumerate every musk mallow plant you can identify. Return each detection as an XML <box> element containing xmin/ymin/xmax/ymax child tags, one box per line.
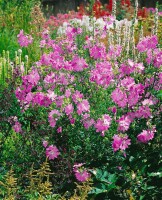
<box><xmin>14</xmin><ymin>14</ymin><xmax>162</xmax><ymax>188</ymax></box>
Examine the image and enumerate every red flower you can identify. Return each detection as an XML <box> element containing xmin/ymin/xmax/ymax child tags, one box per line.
<box><xmin>121</xmin><ymin>0</ymin><xmax>131</xmax><ymax>7</ymax></box>
<box><xmin>138</xmin><ymin>7</ymin><xmax>148</xmax><ymax>18</ymax></box>
<box><xmin>93</xmin><ymin>0</ymin><xmax>102</xmax><ymax>18</ymax></box>
<box><xmin>78</xmin><ymin>3</ymin><xmax>86</xmax><ymax>16</ymax></box>
<box><xmin>106</xmin><ymin>0</ymin><xmax>113</xmax><ymax>12</ymax></box>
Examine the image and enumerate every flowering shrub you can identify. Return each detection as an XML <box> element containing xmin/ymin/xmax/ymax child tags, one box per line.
<box><xmin>12</xmin><ymin>12</ymin><xmax>162</xmax><ymax>197</ymax></box>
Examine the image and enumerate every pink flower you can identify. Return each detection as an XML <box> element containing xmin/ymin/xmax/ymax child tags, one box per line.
<box><xmin>46</xmin><ymin>145</ymin><xmax>60</xmax><ymax>160</ymax></box>
<box><xmin>32</xmin><ymin>92</ymin><xmax>52</xmax><ymax>107</ymax></box>
<box><xmin>89</xmin><ymin>45</ymin><xmax>106</xmax><ymax>59</ymax></box>
<box><xmin>95</xmin><ymin>114</ymin><xmax>112</xmax><ymax>135</ymax></box>
<box><xmin>89</xmin><ymin>61</ymin><xmax>113</xmax><ymax>88</ymax></box>
<box><xmin>107</xmin><ymin>44</ymin><xmax>122</xmax><ymax>59</ymax></box>
<box><xmin>73</xmin><ymin>163</ymin><xmax>90</xmax><ymax>182</ymax></box>
<box><xmin>111</xmin><ymin>88</ymin><xmax>128</xmax><ymax>108</ymax></box>
<box><xmin>77</xmin><ymin>99</ymin><xmax>90</xmax><ymax>115</ymax></box>
<box><xmin>41</xmin><ymin>29</ymin><xmax>49</xmax><ymax>39</ymax></box>
<box><xmin>12</xmin><ymin>121</ymin><xmax>22</xmax><ymax>133</ymax></box>
<box><xmin>25</xmin><ymin>92</ymin><xmax>33</xmax><ymax>103</ymax></box>
<box><xmin>47</xmin><ymin>90</ymin><xmax>57</xmax><ymax>101</ymax></box>
<box><xmin>75</xmin><ymin>170</ymin><xmax>90</xmax><ymax>182</ymax></box>
<box><xmin>64</xmin><ymin>104</ymin><xmax>74</xmax><ymax>115</ymax></box>
<box><xmin>137</xmin><ymin>129</ymin><xmax>155</xmax><ymax>143</ymax></box>
<box><xmin>117</xmin><ymin>115</ymin><xmax>132</xmax><ymax>132</ymax></box>
<box><xmin>137</xmin><ymin>35</ymin><xmax>158</xmax><ymax>52</ymax></box>
<box><xmin>153</xmin><ymin>49</ymin><xmax>162</xmax><ymax>68</ymax></box>
<box><xmin>135</xmin><ymin>106</ymin><xmax>152</xmax><ymax>119</ymax></box>
<box><xmin>43</xmin><ymin>140</ymin><xmax>48</xmax><ymax>148</ymax></box>
<box><xmin>81</xmin><ymin>114</ymin><xmax>95</xmax><ymax>129</ymax></box>
<box><xmin>27</xmin><ymin>69</ymin><xmax>40</xmax><ymax>86</ymax></box>
<box><xmin>57</xmin><ymin>126</ymin><xmax>62</xmax><ymax>133</ymax></box>
<box><xmin>71</xmin><ymin>56</ymin><xmax>88</xmax><ymax>72</ymax></box>
<box><xmin>70</xmin><ymin>118</ymin><xmax>75</xmax><ymax>124</ymax></box>
<box><xmin>17</xmin><ymin>30</ymin><xmax>33</xmax><ymax>47</ymax></box>
<box><xmin>112</xmin><ymin>134</ymin><xmax>131</xmax><ymax>152</ymax></box>
<box><xmin>72</xmin><ymin>90</ymin><xmax>83</xmax><ymax>104</ymax></box>
<box><xmin>48</xmin><ymin>109</ymin><xmax>61</xmax><ymax>128</ymax></box>
<box><xmin>159</xmin><ymin>72</ymin><xmax>162</xmax><ymax>84</ymax></box>
<box><xmin>65</xmin><ymin>89</ymin><xmax>71</xmax><ymax>98</ymax></box>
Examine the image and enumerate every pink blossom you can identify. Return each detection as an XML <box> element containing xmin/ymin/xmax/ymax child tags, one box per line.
<box><xmin>75</xmin><ymin>170</ymin><xmax>90</xmax><ymax>182</ymax></box>
<box><xmin>72</xmin><ymin>90</ymin><xmax>83</xmax><ymax>104</ymax></box>
<box><xmin>57</xmin><ymin>126</ymin><xmax>62</xmax><ymax>133</ymax></box>
<box><xmin>95</xmin><ymin>114</ymin><xmax>112</xmax><ymax>135</ymax></box>
<box><xmin>17</xmin><ymin>30</ymin><xmax>33</xmax><ymax>47</ymax></box>
<box><xmin>65</xmin><ymin>104</ymin><xmax>74</xmax><ymax>115</ymax></box>
<box><xmin>32</xmin><ymin>92</ymin><xmax>52</xmax><ymax>107</ymax></box>
<box><xmin>65</xmin><ymin>89</ymin><xmax>71</xmax><ymax>98</ymax></box>
<box><xmin>119</xmin><ymin>63</ymin><xmax>133</xmax><ymax>76</ymax></box>
<box><xmin>70</xmin><ymin>118</ymin><xmax>75</xmax><ymax>124</ymax></box>
<box><xmin>73</xmin><ymin>163</ymin><xmax>90</xmax><ymax>182</ymax></box>
<box><xmin>159</xmin><ymin>72</ymin><xmax>162</xmax><ymax>84</ymax></box>
<box><xmin>47</xmin><ymin>90</ymin><xmax>57</xmax><ymax>101</ymax></box>
<box><xmin>48</xmin><ymin>109</ymin><xmax>61</xmax><ymax>128</ymax></box>
<box><xmin>128</xmin><ymin>90</ymin><xmax>139</xmax><ymax>107</ymax></box>
<box><xmin>111</xmin><ymin>88</ymin><xmax>128</xmax><ymax>108</ymax></box>
<box><xmin>46</xmin><ymin>145</ymin><xmax>60</xmax><ymax>160</ymax></box>
<box><xmin>71</xmin><ymin>56</ymin><xmax>88</xmax><ymax>72</ymax></box>
<box><xmin>40</xmin><ymin>54</ymin><xmax>51</xmax><ymax>66</ymax></box>
<box><xmin>43</xmin><ymin>140</ymin><xmax>48</xmax><ymax>148</ymax></box>
<box><xmin>15</xmin><ymin>87</ymin><xmax>24</xmax><ymax>101</ymax></box>
<box><xmin>40</xmin><ymin>40</ymin><xmax>46</xmax><ymax>48</ymax></box>
<box><xmin>77</xmin><ymin>99</ymin><xmax>90</xmax><ymax>115</ymax></box>
<box><xmin>25</xmin><ymin>92</ymin><xmax>33</xmax><ymax>103</ymax></box>
<box><xmin>81</xmin><ymin>114</ymin><xmax>95</xmax><ymax>129</ymax></box>
<box><xmin>120</xmin><ymin>77</ymin><xmax>135</xmax><ymax>90</ymax></box>
<box><xmin>142</xmin><ymin>99</ymin><xmax>154</xmax><ymax>106</ymax></box>
<box><xmin>153</xmin><ymin>50</ymin><xmax>162</xmax><ymax>68</ymax></box>
<box><xmin>112</xmin><ymin>135</ymin><xmax>123</xmax><ymax>152</ymax></box>
<box><xmin>90</xmin><ymin>61</ymin><xmax>113</xmax><ymax>88</ymax></box>
<box><xmin>137</xmin><ymin>129</ymin><xmax>155</xmax><ymax>143</ymax></box>
<box><xmin>107</xmin><ymin>44</ymin><xmax>122</xmax><ymax>59</ymax></box>
<box><xmin>12</xmin><ymin>121</ymin><xmax>22</xmax><ymax>133</ymax></box>
<box><xmin>55</xmin><ymin>96</ymin><xmax>64</xmax><ymax>108</ymax></box>
<box><xmin>41</xmin><ymin>29</ymin><xmax>50</xmax><ymax>39</ymax></box>
<box><xmin>89</xmin><ymin>45</ymin><xmax>106</xmax><ymax>59</ymax></box>
<box><xmin>112</xmin><ymin>134</ymin><xmax>131</xmax><ymax>152</ymax></box>
<box><xmin>137</xmin><ymin>35</ymin><xmax>158</xmax><ymax>52</ymax></box>
<box><xmin>117</xmin><ymin>115</ymin><xmax>132</xmax><ymax>132</ymax></box>
<box><xmin>135</xmin><ymin>106</ymin><xmax>152</xmax><ymax>119</ymax></box>
<box><xmin>27</xmin><ymin>69</ymin><xmax>40</xmax><ymax>86</ymax></box>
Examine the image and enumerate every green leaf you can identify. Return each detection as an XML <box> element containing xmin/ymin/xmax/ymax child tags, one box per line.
<box><xmin>148</xmin><ymin>172</ymin><xmax>162</xmax><ymax>178</ymax></box>
<box><xmin>140</xmin><ymin>195</ymin><xmax>145</xmax><ymax>200</ymax></box>
<box><xmin>89</xmin><ymin>183</ymin><xmax>108</xmax><ymax>194</ymax></box>
<box><xmin>156</xmin><ymin>90</ymin><xmax>162</xmax><ymax>99</ymax></box>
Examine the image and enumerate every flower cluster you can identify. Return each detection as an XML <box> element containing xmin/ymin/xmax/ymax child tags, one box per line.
<box><xmin>95</xmin><ymin>114</ymin><xmax>112</xmax><ymax>136</ymax></box>
<box><xmin>137</xmin><ymin>35</ymin><xmax>158</xmax><ymax>53</ymax></box>
<box><xmin>112</xmin><ymin>134</ymin><xmax>131</xmax><ymax>152</ymax></box>
<box><xmin>137</xmin><ymin>128</ymin><xmax>156</xmax><ymax>143</ymax></box>
<box><xmin>17</xmin><ymin>30</ymin><xmax>33</xmax><ymax>47</ymax></box>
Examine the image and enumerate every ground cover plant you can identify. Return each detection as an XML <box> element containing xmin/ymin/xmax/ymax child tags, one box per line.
<box><xmin>0</xmin><ymin>0</ymin><xmax>162</xmax><ymax>199</ymax></box>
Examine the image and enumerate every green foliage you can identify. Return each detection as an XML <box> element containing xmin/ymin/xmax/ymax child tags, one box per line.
<box><xmin>89</xmin><ymin>169</ymin><xmax>117</xmax><ymax>195</ymax></box>
<box><xmin>0</xmin><ymin>0</ymin><xmax>42</xmax><ymax>61</ymax></box>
